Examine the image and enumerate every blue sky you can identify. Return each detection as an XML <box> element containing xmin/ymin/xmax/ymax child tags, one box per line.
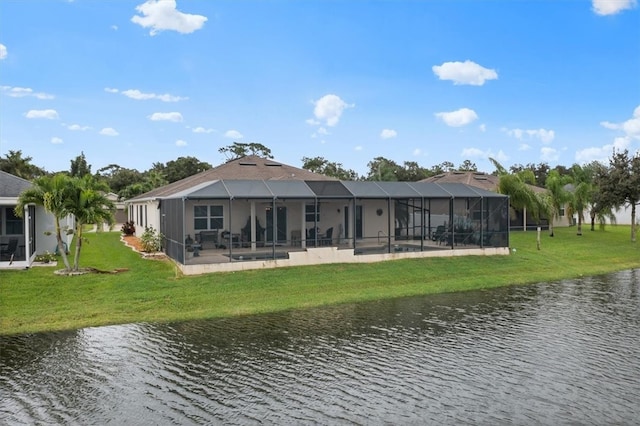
<box><xmin>1</xmin><ymin>0</ymin><xmax>638</xmax><ymax>176</ymax></box>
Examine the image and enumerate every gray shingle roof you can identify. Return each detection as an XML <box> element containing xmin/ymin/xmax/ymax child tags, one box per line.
<box><xmin>129</xmin><ymin>155</ymin><xmax>336</xmax><ymax>201</ymax></box>
<box><xmin>0</xmin><ymin>170</ymin><xmax>32</xmax><ymax>198</ymax></box>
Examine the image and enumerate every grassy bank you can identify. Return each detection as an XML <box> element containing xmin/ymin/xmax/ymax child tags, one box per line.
<box><xmin>1</xmin><ymin>226</ymin><xmax>638</xmax><ymax>335</ymax></box>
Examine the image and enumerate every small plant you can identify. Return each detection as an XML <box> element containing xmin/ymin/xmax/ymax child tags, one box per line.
<box><xmin>34</xmin><ymin>251</ymin><xmax>57</xmax><ymax>263</ymax></box>
<box><xmin>140</xmin><ymin>226</ymin><xmax>164</xmax><ymax>252</ymax></box>
<box><xmin>121</xmin><ymin>221</ymin><xmax>136</xmax><ymax>236</ymax></box>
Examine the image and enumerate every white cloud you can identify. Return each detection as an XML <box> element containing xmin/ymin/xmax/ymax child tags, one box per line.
<box><xmin>100</xmin><ymin>127</ymin><xmax>119</xmax><ymax>136</ymax></box>
<box><xmin>461</xmin><ymin>147</ymin><xmax>508</xmax><ymax>163</ymax></box>
<box><xmin>380</xmin><ymin>129</ymin><xmax>397</xmax><ymax>139</ymax></box>
<box><xmin>192</xmin><ymin>126</ymin><xmax>215</xmax><ymax>133</ymax></box>
<box><xmin>540</xmin><ymin>147</ymin><xmax>559</xmax><ymax>162</ymax></box>
<box><xmin>461</xmin><ymin>147</ymin><xmax>485</xmax><ymax>157</ymax></box>
<box><xmin>354</xmin><ymin>145</ymin><xmax>363</xmax><ymax>151</ymax></box>
<box><xmin>412</xmin><ymin>148</ymin><xmax>422</xmax><ymax>156</ymax></box>
<box><xmin>67</xmin><ymin>124</ymin><xmax>91</xmax><ymax>131</ymax></box>
<box><xmin>111</xmin><ymin>25</ymin><xmax>118</xmax><ymax>31</ymax></box>
<box><xmin>503</xmin><ymin>127</ymin><xmax>555</xmax><ymax>144</ymax></box>
<box><xmin>312</xmin><ymin>94</ymin><xmax>353</xmax><ymax>127</ymax></box>
<box><xmin>131</xmin><ymin>0</ymin><xmax>208</xmax><ymax>35</ymax></box>
<box><xmin>317</xmin><ymin>127</ymin><xmax>329</xmax><ymax>135</ymax></box>
<box><xmin>104</xmin><ymin>87</ymin><xmax>119</xmax><ymax>93</ymax></box>
<box><xmin>602</xmin><ymin>105</ymin><xmax>640</xmax><ymax>140</ymax></box>
<box><xmin>519</xmin><ymin>143</ymin><xmax>532</xmax><ymax>151</ymax></box>
<box><xmin>175</xmin><ymin>139</ymin><xmax>187</xmax><ymax>146</ymax></box>
<box><xmin>224</xmin><ymin>129</ymin><xmax>243</xmax><ymax>139</ymax></box>
<box><xmin>51</xmin><ymin>137</ymin><xmax>63</xmax><ymax>144</ymax></box>
<box><xmin>0</xmin><ymin>43</ymin><xmax>6</xmax><ymax>60</ymax></box>
<box><xmin>479</xmin><ymin>124</ymin><xmax>487</xmax><ymax>132</ymax></box>
<box><xmin>118</xmin><ymin>89</ymin><xmax>187</xmax><ymax>102</ymax></box>
<box><xmin>592</xmin><ymin>0</ymin><xmax>636</xmax><ymax>15</ymax></box>
<box><xmin>1</xmin><ymin>86</ymin><xmax>54</xmax><ymax>99</ymax></box>
<box><xmin>575</xmin><ymin>136</ymin><xmax>631</xmax><ymax>163</ymax></box>
<box><xmin>435</xmin><ymin>108</ymin><xmax>478</xmax><ymax>127</ymax></box>
<box><xmin>148</xmin><ymin>112</ymin><xmax>183</xmax><ymax>122</ymax></box>
<box><xmin>25</xmin><ymin>109</ymin><xmax>59</xmax><ymax>119</ymax></box>
<box><xmin>305</xmin><ymin>118</ymin><xmax>320</xmax><ymax>126</ymax></box>
<box><xmin>577</xmin><ymin>107</ymin><xmax>640</xmax><ymax>163</ymax></box>
<box><xmin>432</xmin><ymin>60</ymin><xmax>498</xmax><ymax>86</ymax></box>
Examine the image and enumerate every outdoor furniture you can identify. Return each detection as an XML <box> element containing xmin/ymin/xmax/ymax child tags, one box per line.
<box><xmin>321</xmin><ymin>227</ymin><xmax>333</xmax><ymax>246</ymax></box>
<box><xmin>198</xmin><ymin>230</ymin><xmax>220</xmax><ymax>250</ymax></box>
<box><xmin>0</xmin><ymin>238</ymin><xmax>18</xmax><ymax>261</ymax></box>
<box><xmin>291</xmin><ymin>230</ymin><xmax>301</xmax><ymax>246</ymax></box>
<box><xmin>221</xmin><ymin>231</ymin><xmax>241</xmax><ymax>248</ymax></box>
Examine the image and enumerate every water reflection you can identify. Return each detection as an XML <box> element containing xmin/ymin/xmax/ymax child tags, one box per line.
<box><xmin>2</xmin><ymin>269</ymin><xmax>639</xmax><ymax>425</ymax></box>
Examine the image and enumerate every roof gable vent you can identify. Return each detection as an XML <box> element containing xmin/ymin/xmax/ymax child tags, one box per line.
<box><xmin>239</xmin><ymin>162</ymin><xmax>257</xmax><ymax>166</ymax></box>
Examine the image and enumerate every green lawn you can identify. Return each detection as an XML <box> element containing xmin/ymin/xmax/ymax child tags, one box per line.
<box><xmin>1</xmin><ymin>226</ymin><xmax>638</xmax><ymax>335</ymax></box>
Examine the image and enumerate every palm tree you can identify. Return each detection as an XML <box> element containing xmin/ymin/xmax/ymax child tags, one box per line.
<box><xmin>490</xmin><ymin>158</ymin><xmax>539</xmax><ymax>229</ymax></box>
<box><xmin>65</xmin><ymin>175</ymin><xmax>115</xmax><ymax>271</ymax></box>
<box><xmin>15</xmin><ymin>173</ymin><xmax>73</xmax><ymax>271</ymax></box>
<box><xmin>567</xmin><ymin>164</ymin><xmax>594</xmax><ymax>236</ymax></box>
<box><xmin>545</xmin><ymin>170</ymin><xmax>572</xmax><ymax>236</ymax></box>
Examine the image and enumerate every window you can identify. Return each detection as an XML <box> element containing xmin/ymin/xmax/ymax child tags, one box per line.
<box><xmin>5</xmin><ymin>207</ymin><xmax>23</xmax><ymax>235</ymax></box>
<box><xmin>305</xmin><ymin>204</ymin><xmax>320</xmax><ymax>222</ymax></box>
<box><xmin>194</xmin><ymin>205</ymin><xmax>224</xmax><ymax>230</ymax></box>
<box><xmin>559</xmin><ymin>207</ymin><xmax>565</xmax><ymax>217</ymax></box>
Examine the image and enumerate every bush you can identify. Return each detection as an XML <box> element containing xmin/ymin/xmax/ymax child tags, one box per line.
<box><xmin>140</xmin><ymin>226</ymin><xmax>164</xmax><ymax>252</ymax></box>
<box><xmin>121</xmin><ymin>221</ymin><xmax>135</xmax><ymax>235</ymax></box>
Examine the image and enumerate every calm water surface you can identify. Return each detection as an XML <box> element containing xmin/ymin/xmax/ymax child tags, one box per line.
<box><xmin>2</xmin><ymin>269</ymin><xmax>640</xmax><ymax>425</ymax></box>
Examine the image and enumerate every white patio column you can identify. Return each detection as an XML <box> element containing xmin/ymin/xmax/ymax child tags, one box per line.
<box><xmin>250</xmin><ymin>201</ymin><xmax>256</xmax><ymax>251</ymax></box>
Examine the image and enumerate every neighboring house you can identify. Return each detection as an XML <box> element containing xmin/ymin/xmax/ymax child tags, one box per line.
<box><xmin>421</xmin><ymin>171</ymin><xmax>559</xmax><ymax>230</ymax></box>
<box><xmin>106</xmin><ymin>192</ymin><xmax>127</xmax><ymax>226</ymax></box>
<box><xmin>0</xmin><ymin>171</ymin><xmax>74</xmax><ymax>269</ymax></box>
<box><xmin>126</xmin><ymin>157</ymin><xmax>511</xmax><ymax>274</ymax></box>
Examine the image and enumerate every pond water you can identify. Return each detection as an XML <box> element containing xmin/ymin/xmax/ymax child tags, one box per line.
<box><xmin>2</xmin><ymin>269</ymin><xmax>639</xmax><ymax>425</ymax></box>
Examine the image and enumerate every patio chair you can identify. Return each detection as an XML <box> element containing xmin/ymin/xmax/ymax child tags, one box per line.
<box><xmin>1</xmin><ymin>238</ymin><xmax>19</xmax><ymax>261</ymax></box>
<box><xmin>321</xmin><ymin>227</ymin><xmax>333</xmax><ymax>246</ymax></box>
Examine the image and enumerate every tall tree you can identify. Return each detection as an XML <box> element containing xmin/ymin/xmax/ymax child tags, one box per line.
<box><xmin>544</xmin><ymin>169</ymin><xmax>572</xmax><ymax>236</ymax></box>
<box><xmin>366</xmin><ymin>157</ymin><xmax>401</xmax><ymax>181</ymax></box>
<box><xmin>458</xmin><ymin>160</ymin><xmax>478</xmax><ymax>172</ymax></box>
<box><xmin>396</xmin><ymin>161</ymin><xmax>431</xmax><ymax>181</ymax></box>
<box><xmin>567</xmin><ymin>164</ymin><xmax>594</xmax><ymax>236</ymax></box>
<box><xmin>15</xmin><ymin>173</ymin><xmax>73</xmax><ymax>271</ymax></box>
<box><xmin>490</xmin><ymin>157</ymin><xmax>540</xmax><ymax>227</ymax></box>
<box><xmin>69</xmin><ymin>151</ymin><xmax>91</xmax><ymax>177</ymax></box>
<box><xmin>65</xmin><ymin>175</ymin><xmax>115</xmax><ymax>271</ymax></box>
<box><xmin>162</xmin><ymin>156</ymin><xmax>211</xmax><ymax>183</ymax></box>
<box><xmin>0</xmin><ymin>150</ymin><xmax>46</xmax><ymax>179</ymax></box>
<box><xmin>599</xmin><ymin>150</ymin><xmax>640</xmax><ymax>242</ymax></box>
<box><xmin>301</xmin><ymin>156</ymin><xmax>359</xmax><ymax>180</ymax></box>
<box><xmin>219</xmin><ymin>142</ymin><xmax>273</xmax><ymax>161</ymax></box>
<box><xmin>589</xmin><ymin>161</ymin><xmax>617</xmax><ymax>231</ymax></box>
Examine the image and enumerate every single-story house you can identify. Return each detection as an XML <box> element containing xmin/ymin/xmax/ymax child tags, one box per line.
<box><xmin>0</xmin><ymin>171</ymin><xmax>74</xmax><ymax>269</ymax></box>
<box><xmin>421</xmin><ymin>171</ymin><xmax>558</xmax><ymax>230</ymax></box>
<box><xmin>126</xmin><ymin>157</ymin><xmax>510</xmax><ymax>274</ymax></box>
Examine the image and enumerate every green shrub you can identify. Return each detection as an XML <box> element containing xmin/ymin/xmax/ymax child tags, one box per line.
<box><xmin>139</xmin><ymin>226</ymin><xmax>164</xmax><ymax>252</ymax></box>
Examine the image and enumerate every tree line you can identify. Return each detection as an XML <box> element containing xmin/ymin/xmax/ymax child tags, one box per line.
<box><xmin>2</xmin><ymin>142</ymin><xmax>639</xmax><ymax>241</ymax></box>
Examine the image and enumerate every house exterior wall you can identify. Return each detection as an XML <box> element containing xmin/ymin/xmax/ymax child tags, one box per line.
<box><xmin>127</xmin><ymin>200</ymin><xmax>161</xmax><ymax>234</ymax></box>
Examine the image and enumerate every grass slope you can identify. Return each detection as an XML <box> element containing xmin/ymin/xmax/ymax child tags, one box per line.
<box><xmin>1</xmin><ymin>226</ymin><xmax>638</xmax><ymax>335</ymax></box>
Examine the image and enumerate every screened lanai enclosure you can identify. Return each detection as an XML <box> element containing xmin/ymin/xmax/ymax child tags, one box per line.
<box><xmin>155</xmin><ymin>179</ymin><xmax>509</xmax><ymax>271</ymax></box>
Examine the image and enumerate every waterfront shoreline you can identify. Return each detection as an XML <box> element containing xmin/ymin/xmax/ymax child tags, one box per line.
<box><xmin>1</xmin><ymin>226</ymin><xmax>638</xmax><ymax>336</ymax></box>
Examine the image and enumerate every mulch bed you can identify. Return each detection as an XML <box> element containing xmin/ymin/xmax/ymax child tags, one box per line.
<box><xmin>122</xmin><ymin>234</ymin><xmax>167</xmax><ymax>260</ymax></box>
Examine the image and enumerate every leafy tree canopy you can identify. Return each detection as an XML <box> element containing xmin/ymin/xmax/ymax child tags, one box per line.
<box><xmin>219</xmin><ymin>142</ymin><xmax>273</xmax><ymax>161</ymax></box>
<box><xmin>0</xmin><ymin>150</ymin><xmax>46</xmax><ymax>180</ymax></box>
<box><xmin>70</xmin><ymin>151</ymin><xmax>91</xmax><ymax>177</ymax></box>
<box><xmin>301</xmin><ymin>156</ymin><xmax>360</xmax><ymax>180</ymax></box>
